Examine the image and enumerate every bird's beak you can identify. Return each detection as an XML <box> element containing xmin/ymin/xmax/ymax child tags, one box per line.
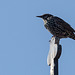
<box><xmin>36</xmin><ymin>16</ymin><xmax>43</xmax><ymax>18</ymax></box>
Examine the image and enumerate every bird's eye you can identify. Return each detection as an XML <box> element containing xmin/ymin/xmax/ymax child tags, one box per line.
<box><xmin>44</xmin><ymin>16</ymin><xmax>48</xmax><ymax>20</ymax></box>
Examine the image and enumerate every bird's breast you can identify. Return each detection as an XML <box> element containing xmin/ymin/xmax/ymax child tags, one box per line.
<box><xmin>44</xmin><ymin>20</ymin><xmax>56</xmax><ymax>34</ymax></box>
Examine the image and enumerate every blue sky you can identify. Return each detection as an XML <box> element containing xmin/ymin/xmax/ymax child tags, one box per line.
<box><xmin>0</xmin><ymin>0</ymin><xmax>75</xmax><ymax>75</ymax></box>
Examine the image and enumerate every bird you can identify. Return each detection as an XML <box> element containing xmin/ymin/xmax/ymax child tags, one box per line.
<box><xmin>36</xmin><ymin>14</ymin><xmax>75</xmax><ymax>40</ymax></box>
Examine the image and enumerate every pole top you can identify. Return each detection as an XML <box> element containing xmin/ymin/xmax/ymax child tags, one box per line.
<box><xmin>47</xmin><ymin>37</ymin><xmax>62</xmax><ymax>66</ymax></box>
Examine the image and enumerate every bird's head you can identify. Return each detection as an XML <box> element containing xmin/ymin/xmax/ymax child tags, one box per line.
<box><xmin>36</xmin><ymin>14</ymin><xmax>53</xmax><ymax>24</ymax></box>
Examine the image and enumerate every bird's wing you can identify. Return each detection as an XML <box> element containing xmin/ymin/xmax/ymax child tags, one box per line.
<box><xmin>54</xmin><ymin>17</ymin><xmax>75</xmax><ymax>32</ymax></box>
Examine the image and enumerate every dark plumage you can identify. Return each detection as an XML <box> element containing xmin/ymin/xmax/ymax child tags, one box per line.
<box><xmin>37</xmin><ymin>14</ymin><xmax>75</xmax><ymax>40</ymax></box>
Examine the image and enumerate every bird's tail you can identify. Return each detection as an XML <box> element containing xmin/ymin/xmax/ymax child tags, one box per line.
<box><xmin>69</xmin><ymin>33</ymin><xmax>75</xmax><ymax>40</ymax></box>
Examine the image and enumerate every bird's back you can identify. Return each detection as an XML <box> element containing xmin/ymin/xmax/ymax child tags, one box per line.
<box><xmin>53</xmin><ymin>16</ymin><xmax>75</xmax><ymax>32</ymax></box>
<box><xmin>44</xmin><ymin>16</ymin><xmax>75</xmax><ymax>38</ymax></box>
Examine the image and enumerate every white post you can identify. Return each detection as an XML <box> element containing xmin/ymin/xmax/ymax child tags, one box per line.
<box><xmin>47</xmin><ymin>37</ymin><xmax>62</xmax><ymax>75</ymax></box>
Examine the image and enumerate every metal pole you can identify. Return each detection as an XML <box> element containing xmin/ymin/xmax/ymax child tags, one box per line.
<box><xmin>54</xmin><ymin>44</ymin><xmax>62</xmax><ymax>75</ymax></box>
<box><xmin>47</xmin><ymin>37</ymin><xmax>62</xmax><ymax>75</ymax></box>
<box><xmin>54</xmin><ymin>59</ymin><xmax>58</xmax><ymax>75</ymax></box>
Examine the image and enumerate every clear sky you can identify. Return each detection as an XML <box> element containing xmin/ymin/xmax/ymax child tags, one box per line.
<box><xmin>0</xmin><ymin>0</ymin><xmax>75</xmax><ymax>75</ymax></box>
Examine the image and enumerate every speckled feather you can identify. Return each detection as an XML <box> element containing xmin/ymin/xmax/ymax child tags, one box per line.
<box><xmin>37</xmin><ymin>14</ymin><xmax>75</xmax><ymax>40</ymax></box>
<box><xmin>45</xmin><ymin>16</ymin><xmax>75</xmax><ymax>39</ymax></box>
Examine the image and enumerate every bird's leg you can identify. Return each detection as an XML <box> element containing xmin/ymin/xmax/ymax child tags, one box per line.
<box><xmin>50</xmin><ymin>36</ymin><xmax>60</xmax><ymax>44</ymax></box>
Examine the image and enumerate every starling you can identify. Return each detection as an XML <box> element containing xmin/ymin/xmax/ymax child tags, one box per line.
<box><xmin>37</xmin><ymin>14</ymin><xmax>75</xmax><ymax>40</ymax></box>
